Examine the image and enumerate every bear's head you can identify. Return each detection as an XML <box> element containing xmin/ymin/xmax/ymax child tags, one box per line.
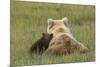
<box><xmin>42</xmin><ymin>32</ymin><xmax>53</xmax><ymax>41</ymax></box>
<box><xmin>47</xmin><ymin>17</ymin><xmax>68</xmax><ymax>30</ymax></box>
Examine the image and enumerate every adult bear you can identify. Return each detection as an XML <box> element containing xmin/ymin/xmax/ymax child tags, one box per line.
<box><xmin>44</xmin><ymin>17</ymin><xmax>88</xmax><ymax>55</ymax></box>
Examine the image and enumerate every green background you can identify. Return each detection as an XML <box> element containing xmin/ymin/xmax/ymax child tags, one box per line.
<box><xmin>11</xmin><ymin>0</ymin><xmax>95</xmax><ymax>66</ymax></box>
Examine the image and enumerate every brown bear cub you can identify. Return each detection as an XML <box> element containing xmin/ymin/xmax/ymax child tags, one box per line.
<box><xmin>29</xmin><ymin>33</ymin><xmax>53</xmax><ymax>55</ymax></box>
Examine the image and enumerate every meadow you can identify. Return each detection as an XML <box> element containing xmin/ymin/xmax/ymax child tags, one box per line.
<box><xmin>11</xmin><ymin>0</ymin><xmax>95</xmax><ymax>66</ymax></box>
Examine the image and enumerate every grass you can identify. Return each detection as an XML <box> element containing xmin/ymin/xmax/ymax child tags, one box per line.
<box><xmin>10</xmin><ymin>0</ymin><xmax>95</xmax><ymax>66</ymax></box>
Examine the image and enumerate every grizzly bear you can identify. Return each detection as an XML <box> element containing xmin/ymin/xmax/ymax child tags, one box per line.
<box><xmin>44</xmin><ymin>17</ymin><xmax>88</xmax><ymax>55</ymax></box>
<box><xmin>29</xmin><ymin>33</ymin><xmax>53</xmax><ymax>55</ymax></box>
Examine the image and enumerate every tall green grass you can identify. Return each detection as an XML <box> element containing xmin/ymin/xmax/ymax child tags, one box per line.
<box><xmin>11</xmin><ymin>1</ymin><xmax>95</xmax><ymax>66</ymax></box>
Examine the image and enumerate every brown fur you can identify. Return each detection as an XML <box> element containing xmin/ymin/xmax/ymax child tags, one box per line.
<box><xmin>29</xmin><ymin>33</ymin><xmax>53</xmax><ymax>55</ymax></box>
<box><xmin>44</xmin><ymin>17</ymin><xmax>88</xmax><ymax>55</ymax></box>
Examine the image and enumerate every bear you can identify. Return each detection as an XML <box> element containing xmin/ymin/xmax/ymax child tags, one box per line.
<box><xmin>43</xmin><ymin>17</ymin><xmax>88</xmax><ymax>55</ymax></box>
<box><xmin>29</xmin><ymin>33</ymin><xmax>53</xmax><ymax>55</ymax></box>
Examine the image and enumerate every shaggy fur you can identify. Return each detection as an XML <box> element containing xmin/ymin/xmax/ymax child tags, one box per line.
<box><xmin>44</xmin><ymin>17</ymin><xmax>88</xmax><ymax>55</ymax></box>
<box><xmin>29</xmin><ymin>33</ymin><xmax>53</xmax><ymax>55</ymax></box>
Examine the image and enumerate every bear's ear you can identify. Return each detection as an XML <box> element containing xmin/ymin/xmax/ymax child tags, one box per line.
<box><xmin>42</xmin><ymin>33</ymin><xmax>45</xmax><ymax>36</ymax></box>
<box><xmin>62</xmin><ymin>17</ymin><xmax>68</xmax><ymax>26</ymax></box>
<box><xmin>48</xmin><ymin>18</ymin><xmax>53</xmax><ymax>22</ymax></box>
<box><xmin>50</xmin><ymin>33</ymin><xmax>53</xmax><ymax>37</ymax></box>
<box><xmin>48</xmin><ymin>18</ymin><xmax>54</xmax><ymax>29</ymax></box>
<box><xmin>62</xmin><ymin>17</ymin><xmax>68</xmax><ymax>22</ymax></box>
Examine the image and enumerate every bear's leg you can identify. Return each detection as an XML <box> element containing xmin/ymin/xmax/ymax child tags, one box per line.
<box><xmin>77</xmin><ymin>42</ymin><xmax>89</xmax><ymax>53</ymax></box>
<box><xmin>70</xmin><ymin>38</ymin><xmax>89</xmax><ymax>53</ymax></box>
<box><xmin>43</xmin><ymin>45</ymin><xmax>68</xmax><ymax>55</ymax></box>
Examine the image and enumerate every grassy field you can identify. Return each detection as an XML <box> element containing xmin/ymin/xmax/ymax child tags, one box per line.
<box><xmin>10</xmin><ymin>0</ymin><xmax>95</xmax><ymax>66</ymax></box>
